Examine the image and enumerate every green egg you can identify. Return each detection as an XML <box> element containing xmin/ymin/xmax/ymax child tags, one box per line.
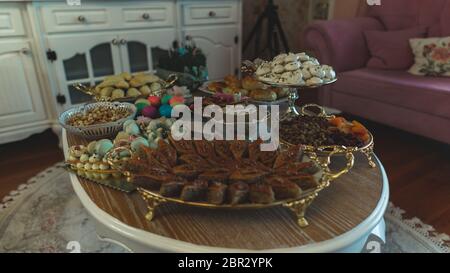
<box><xmin>95</xmin><ymin>139</ymin><xmax>114</xmax><ymax>157</ymax></box>
<box><xmin>131</xmin><ymin>137</ymin><xmax>149</xmax><ymax>152</ymax></box>
<box><xmin>123</xmin><ymin>120</ymin><xmax>136</xmax><ymax>131</ymax></box>
<box><xmin>125</xmin><ymin>123</ymin><xmax>140</xmax><ymax>136</ymax></box>
<box><xmin>135</xmin><ymin>102</ymin><xmax>148</xmax><ymax>115</ymax></box>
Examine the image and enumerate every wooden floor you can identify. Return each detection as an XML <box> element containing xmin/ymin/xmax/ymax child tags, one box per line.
<box><xmin>0</xmin><ymin>123</ymin><xmax>449</xmax><ymax>235</ymax></box>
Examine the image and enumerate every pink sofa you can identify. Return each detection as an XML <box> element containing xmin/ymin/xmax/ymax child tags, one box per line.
<box><xmin>304</xmin><ymin>0</ymin><xmax>450</xmax><ymax>144</ymax></box>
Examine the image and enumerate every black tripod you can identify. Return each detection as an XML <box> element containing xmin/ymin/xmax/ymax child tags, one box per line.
<box><xmin>243</xmin><ymin>0</ymin><xmax>290</xmax><ymax>59</ymax></box>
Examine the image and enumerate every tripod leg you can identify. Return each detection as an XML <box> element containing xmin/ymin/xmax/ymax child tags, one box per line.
<box><xmin>243</xmin><ymin>10</ymin><xmax>267</xmax><ymax>54</ymax></box>
<box><xmin>274</xmin><ymin>14</ymin><xmax>290</xmax><ymax>53</ymax></box>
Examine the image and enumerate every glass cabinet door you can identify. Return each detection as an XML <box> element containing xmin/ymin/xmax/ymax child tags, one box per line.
<box><xmin>47</xmin><ymin>33</ymin><xmax>122</xmax><ymax>108</ymax></box>
<box><xmin>119</xmin><ymin>29</ymin><xmax>176</xmax><ymax>74</ymax></box>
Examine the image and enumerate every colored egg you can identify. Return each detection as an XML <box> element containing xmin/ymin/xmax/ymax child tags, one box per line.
<box><xmin>95</xmin><ymin>139</ymin><xmax>114</xmax><ymax>157</ymax></box>
<box><xmin>169</xmin><ymin>96</ymin><xmax>185</xmax><ymax>106</ymax></box>
<box><xmin>123</xmin><ymin>120</ymin><xmax>136</xmax><ymax>130</ymax></box>
<box><xmin>131</xmin><ymin>137</ymin><xmax>149</xmax><ymax>152</ymax></box>
<box><xmin>125</xmin><ymin>123</ymin><xmax>140</xmax><ymax>136</ymax></box>
<box><xmin>135</xmin><ymin>102</ymin><xmax>148</xmax><ymax>115</ymax></box>
<box><xmin>142</xmin><ymin>105</ymin><xmax>160</xmax><ymax>119</ymax></box>
<box><xmin>159</xmin><ymin>104</ymin><xmax>173</xmax><ymax>118</ymax></box>
<box><xmin>161</xmin><ymin>94</ymin><xmax>173</xmax><ymax>105</ymax></box>
<box><xmin>148</xmin><ymin>96</ymin><xmax>161</xmax><ymax>107</ymax></box>
<box><xmin>87</xmin><ymin>141</ymin><xmax>97</xmax><ymax>155</ymax></box>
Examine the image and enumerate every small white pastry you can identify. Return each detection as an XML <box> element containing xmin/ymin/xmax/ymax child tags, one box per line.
<box><xmin>272</xmin><ymin>64</ymin><xmax>285</xmax><ymax>74</ymax></box>
<box><xmin>301</xmin><ymin>67</ymin><xmax>312</xmax><ymax>79</ymax></box>
<box><xmin>284</xmin><ymin>53</ymin><xmax>299</xmax><ymax>63</ymax></box>
<box><xmin>91</xmin><ymin>163</ymin><xmax>99</xmax><ymax>171</ymax></box>
<box><xmin>310</xmin><ymin>57</ymin><xmax>320</xmax><ymax>65</ymax></box>
<box><xmin>76</xmin><ymin>163</ymin><xmax>84</xmax><ymax>169</ymax></box>
<box><xmin>296</xmin><ymin>53</ymin><xmax>310</xmax><ymax>61</ymax></box>
<box><xmin>302</xmin><ymin>61</ymin><xmax>315</xmax><ymax>67</ymax></box>
<box><xmin>306</xmin><ymin>77</ymin><xmax>323</xmax><ymax>86</ymax></box>
<box><xmin>284</xmin><ymin>61</ymin><xmax>301</xmax><ymax>71</ymax></box>
<box><xmin>256</xmin><ymin>63</ymin><xmax>271</xmax><ymax>76</ymax></box>
<box><xmin>273</xmin><ymin>53</ymin><xmax>287</xmax><ymax>65</ymax></box>
<box><xmin>84</xmin><ymin>163</ymin><xmax>92</xmax><ymax>170</ymax></box>
<box><xmin>99</xmin><ymin>163</ymin><xmax>110</xmax><ymax>170</ymax></box>
<box><xmin>309</xmin><ymin>66</ymin><xmax>326</xmax><ymax>78</ymax></box>
<box><xmin>322</xmin><ymin>65</ymin><xmax>336</xmax><ymax>79</ymax></box>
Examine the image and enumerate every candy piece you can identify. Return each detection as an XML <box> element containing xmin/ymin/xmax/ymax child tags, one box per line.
<box><xmin>159</xmin><ymin>104</ymin><xmax>173</xmax><ymax>118</ymax></box>
<box><xmin>148</xmin><ymin>96</ymin><xmax>161</xmax><ymax>107</ymax></box>
<box><xmin>123</xmin><ymin>120</ymin><xmax>136</xmax><ymax>130</ymax></box>
<box><xmin>142</xmin><ymin>105</ymin><xmax>160</xmax><ymax>119</ymax></box>
<box><xmin>161</xmin><ymin>94</ymin><xmax>173</xmax><ymax>105</ymax></box>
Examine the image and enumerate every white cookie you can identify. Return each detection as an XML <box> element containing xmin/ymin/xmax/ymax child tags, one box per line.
<box><xmin>285</xmin><ymin>61</ymin><xmax>301</xmax><ymax>71</ymax></box>
<box><xmin>256</xmin><ymin>63</ymin><xmax>271</xmax><ymax>76</ymax></box>
<box><xmin>273</xmin><ymin>53</ymin><xmax>287</xmax><ymax>65</ymax></box>
<box><xmin>296</xmin><ymin>53</ymin><xmax>310</xmax><ymax>61</ymax></box>
<box><xmin>306</xmin><ymin>77</ymin><xmax>323</xmax><ymax>86</ymax></box>
<box><xmin>302</xmin><ymin>60</ymin><xmax>315</xmax><ymax>67</ymax></box>
<box><xmin>309</xmin><ymin>66</ymin><xmax>326</xmax><ymax>78</ymax></box>
<box><xmin>272</xmin><ymin>64</ymin><xmax>285</xmax><ymax>74</ymax></box>
<box><xmin>309</xmin><ymin>57</ymin><xmax>320</xmax><ymax>66</ymax></box>
<box><xmin>284</xmin><ymin>53</ymin><xmax>299</xmax><ymax>63</ymax></box>
<box><xmin>301</xmin><ymin>67</ymin><xmax>312</xmax><ymax>79</ymax></box>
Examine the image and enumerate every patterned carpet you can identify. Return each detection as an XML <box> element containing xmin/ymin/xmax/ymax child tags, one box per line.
<box><xmin>0</xmin><ymin>163</ymin><xmax>448</xmax><ymax>253</ymax></box>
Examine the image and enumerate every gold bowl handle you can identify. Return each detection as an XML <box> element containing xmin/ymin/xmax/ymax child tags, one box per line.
<box><xmin>163</xmin><ymin>74</ymin><xmax>178</xmax><ymax>89</ymax></box>
<box><xmin>104</xmin><ymin>146</ymin><xmax>133</xmax><ymax>176</ymax></box>
<box><xmin>300</xmin><ymin>104</ymin><xmax>329</xmax><ymax>117</ymax></box>
<box><xmin>304</xmin><ymin>145</ymin><xmax>355</xmax><ymax>181</ymax></box>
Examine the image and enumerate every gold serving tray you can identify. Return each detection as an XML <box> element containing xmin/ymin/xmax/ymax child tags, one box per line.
<box><xmin>281</xmin><ymin>103</ymin><xmax>376</xmax><ymax>168</ymax></box>
<box><xmin>73</xmin><ymin>74</ymin><xmax>178</xmax><ymax>103</ymax></box>
<box><xmin>108</xmin><ymin>145</ymin><xmax>354</xmax><ymax>227</ymax></box>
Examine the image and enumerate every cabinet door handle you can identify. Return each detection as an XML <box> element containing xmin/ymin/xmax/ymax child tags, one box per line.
<box><xmin>111</xmin><ymin>39</ymin><xmax>119</xmax><ymax>45</ymax></box>
<box><xmin>21</xmin><ymin>48</ymin><xmax>31</xmax><ymax>55</ymax></box>
<box><xmin>120</xmin><ymin>39</ymin><xmax>127</xmax><ymax>45</ymax></box>
<box><xmin>78</xmin><ymin>15</ymin><xmax>86</xmax><ymax>22</ymax></box>
<box><xmin>142</xmin><ymin>13</ymin><xmax>150</xmax><ymax>20</ymax></box>
<box><xmin>208</xmin><ymin>11</ymin><xmax>216</xmax><ymax>17</ymax></box>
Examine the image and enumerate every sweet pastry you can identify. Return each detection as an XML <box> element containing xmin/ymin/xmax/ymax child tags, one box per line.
<box><xmin>284</xmin><ymin>61</ymin><xmax>301</xmax><ymax>71</ymax></box>
<box><xmin>208</xmin><ymin>182</ymin><xmax>228</xmax><ymax>205</ymax></box>
<box><xmin>306</xmin><ymin>77</ymin><xmax>324</xmax><ymax>86</ymax></box>
<box><xmin>228</xmin><ymin>182</ymin><xmax>249</xmax><ymax>205</ymax></box>
<box><xmin>249</xmin><ymin>183</ymin><xmax>275</xmax><ymax>204</ymax></box>
<box><xmin>250</xmin><ymin>89</ymin><xmax>277</xmax><ymax>102</ymax></box>
<box><xmin>125</xmin><ymin>138</ymin><xmax>319</xmax><ymax>206</ymax></box>
<box><xmin>272</xmin><ymin>64</ymin><xmax>285</xmax><ymax>74</ymax></box>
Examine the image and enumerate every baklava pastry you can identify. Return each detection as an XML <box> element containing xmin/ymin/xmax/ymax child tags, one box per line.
<box><xmin>228</xmin><ymin>182</ymin><xmax>249</xmax><ymax>205</ymax></box>
<box><xmin>249</xmin><ymin>183</ymin><xmax>275</xmax><ymax>204</ymax></box>
<box><xmin>207</xmin><ymin>182</ymin><xmax>228</xmax><ymax>205</ymax></box>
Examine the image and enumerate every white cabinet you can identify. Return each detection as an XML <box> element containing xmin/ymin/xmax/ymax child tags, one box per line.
<box><xmin>0</xmin><ymin>41</ymin><xmax>46</xmax><ymax>128</ymax></box>
<box><xmin>0</xmin><ymin>3</ymin><xmax>49</xmax><ymax>144</ymax></box>
<box><xmin>183</xmin><ymin>26</ymin><xmax>239</xmax><ymax>80</ymax></box>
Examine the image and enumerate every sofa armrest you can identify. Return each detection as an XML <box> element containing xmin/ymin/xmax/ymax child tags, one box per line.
<box><xmin>304</xmin><ymin>17</ymin><xmax>384</xmax><ymax>72</ymax></box>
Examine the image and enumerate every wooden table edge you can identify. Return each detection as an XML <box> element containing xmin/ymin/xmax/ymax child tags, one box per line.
<box><xmin>62</xmin><ymin>129</ymin><xmax>389</xmax><ymax>253</ymax></box>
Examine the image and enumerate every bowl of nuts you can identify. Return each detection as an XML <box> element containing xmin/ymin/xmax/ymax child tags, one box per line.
<box><xmin>59</xmin><ymin>102</ymin><xmax>137</xmax><ymax>139</ymax></box>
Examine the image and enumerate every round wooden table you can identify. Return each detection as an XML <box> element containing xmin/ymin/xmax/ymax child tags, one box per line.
<box><xmin>63</xmin><ymin>130</ymin><xmax>389</xmax><ymax>253</ymax></box>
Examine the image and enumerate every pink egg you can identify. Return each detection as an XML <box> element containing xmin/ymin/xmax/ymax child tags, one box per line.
<box><xmin>148</xmin><ymin>96</ymin><xmax>161</xmax><ymax>107</ymax></box>
<box><xmin>142</xmin><ymin>105</ymin><xmax>160</xmax><ymax>119</ymax></box>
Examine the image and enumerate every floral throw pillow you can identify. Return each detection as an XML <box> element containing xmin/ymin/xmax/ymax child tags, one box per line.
<box><xmin>409</xmin><ymin>37</ymin><xmax>450</xmax><ymax>77</ymax></box>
